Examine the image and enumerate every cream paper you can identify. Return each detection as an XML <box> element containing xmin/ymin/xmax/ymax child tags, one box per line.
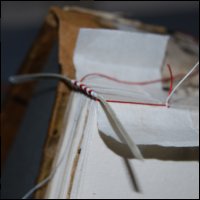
<box><xmin>68</xmin><ymin>28</ymin><xmax>199</xmax><ymax>199</ymax></box>
<box><xmin>74</xmin><ymin>28</ymin><xmax>199</xmax><ymax>148</ymax></box>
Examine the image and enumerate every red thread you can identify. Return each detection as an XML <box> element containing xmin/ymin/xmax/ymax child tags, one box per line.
<box><xmin>80</xmin><ymin>71</ymin><xmax>177</xmax><ymax>85</ymax></box>
<box><xmin>75</xmin><ymin>82</ymin><xmax>95</xmax><ymax>98</ymax></box>
<box><xmin>167</xmin><ymin>64</ymin><xmax>173</xmax><ymax>96</ymax></box>
<box><xmin>105</xmin><ymin>65</ymin><xmax>173</xmax><ymax>106</ymax></box>
<box><xmin>80</xmin><ymin>67</ymin><xmax>198</xmax><ymax>86</ymax></box>
<box><xmin>80</xmin><ymin>65</ymin><xmax>198</xmax><ymax>107</ymax></box>
<box><xmin>106</xmin><ymin>100</ymin><xmax>166</xmax><ymax>107</ymax></box>
<box><xmin>81</xmin><ymin>72</ymin><xmax>169</xmax><ymax>85</ymax></box>
<box><xmin>88</xmin><ymin>89</ymin><xmax>93</xmax><ymax>95</ymax></box>
<box><xmin>80</xmin><ymin>84</ymin><xmax>86</xmax><ymax>91</ymax></box>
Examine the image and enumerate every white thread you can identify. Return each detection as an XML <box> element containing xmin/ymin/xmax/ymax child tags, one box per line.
<box><xmin>9</xmin><ymin>73</ymin><xmax>144</xmax><ymax>199</ymax></box>
<box><xmin>91</xmin><ymin>91</ymin><xmax>98</xmax><ymax>98</ymax></box>
<box><xmin>21</xmin><ymin>134</ymin><xmax>69</xmax><ymax>199</ymax></box>
<box><xmin>165</xmin><ymin>61</ymin><xmax>199</xmax><ymax>107</ymax></box>
<box><xmin>86</xmin><ymin>87</ymin><xmax>90</xmax><ymax>94</ymax></box>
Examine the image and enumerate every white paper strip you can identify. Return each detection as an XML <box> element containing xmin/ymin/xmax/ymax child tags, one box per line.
<box><xmin>74</xmin><ymin>28</ymin><xmax>169</xmax><ymax>84</ymax></box>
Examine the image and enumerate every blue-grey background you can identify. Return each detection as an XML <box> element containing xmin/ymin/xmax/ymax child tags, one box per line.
<box><xmin>1</xmin><ymin>1</ymin><xmax>199</xmax><ymax>199</ymax></box>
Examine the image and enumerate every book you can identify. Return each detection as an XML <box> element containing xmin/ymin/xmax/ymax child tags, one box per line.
<box><xmin>43</xmin><ymin>28</ymin><xmax>199</xmax><ymax>199</ymax></box>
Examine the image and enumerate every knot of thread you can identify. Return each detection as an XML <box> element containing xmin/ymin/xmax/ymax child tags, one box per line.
<box><xmin>71</xmin><ymin>80</ymin><xmax>98</xmax><ymax>99</ymax></box>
